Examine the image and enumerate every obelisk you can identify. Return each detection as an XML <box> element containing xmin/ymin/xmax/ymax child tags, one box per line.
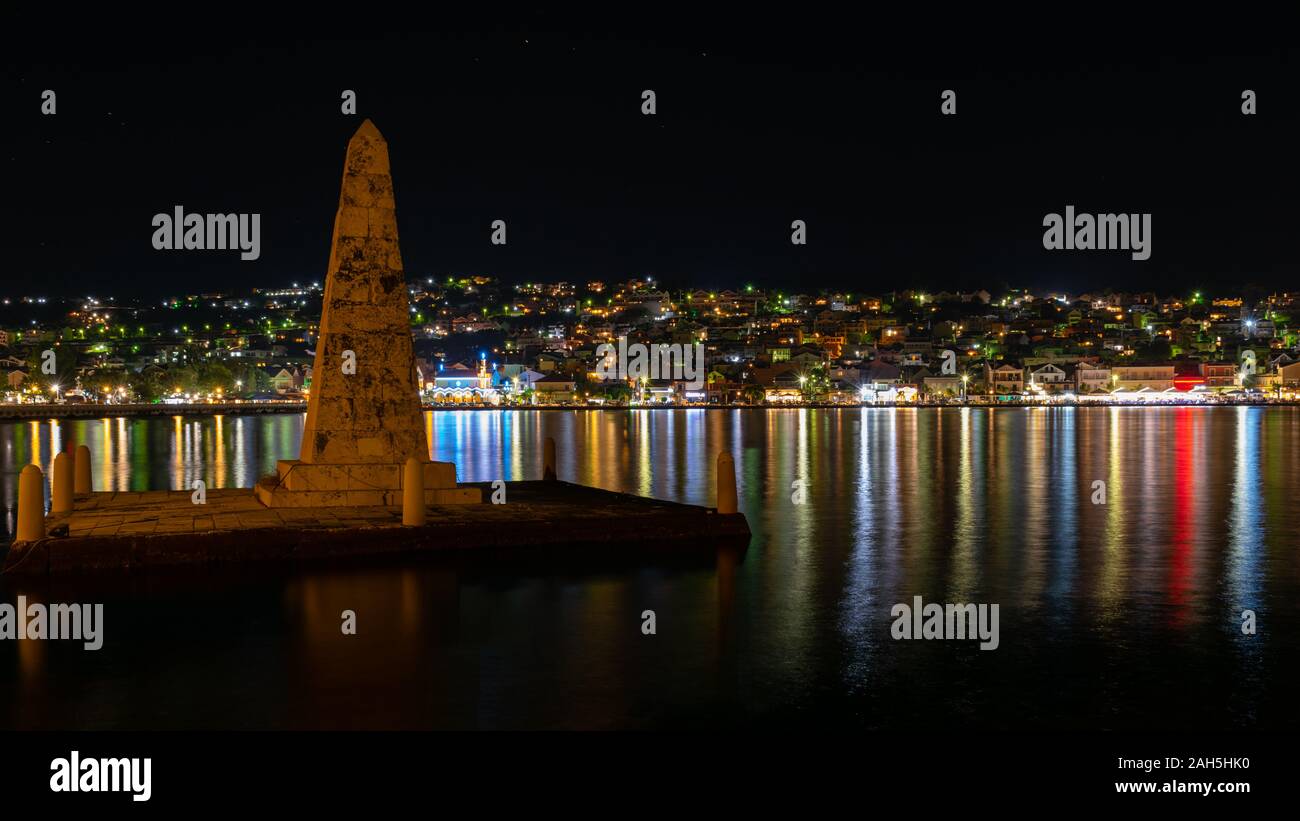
<box><xmin>299</xmin><ymin>119</ymin><xmax>427</xmax><ymax>465</ymax></box>
<box><xmin>256</xmin><ymin>120</ymin><xmax>478</xmax><ymax>507</ymax></box>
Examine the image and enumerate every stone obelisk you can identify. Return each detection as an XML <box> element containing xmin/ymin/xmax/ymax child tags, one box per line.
<box><xmin>256</xmin><ymin>120</ymin><xmax>478</xmax><ymax>507</ymax></box>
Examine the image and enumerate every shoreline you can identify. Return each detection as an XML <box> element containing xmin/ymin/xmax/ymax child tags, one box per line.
<box><xmin>0</xmin><ymin>399</ymin><xmax>1293</xmax><ymax>420</ymax></box>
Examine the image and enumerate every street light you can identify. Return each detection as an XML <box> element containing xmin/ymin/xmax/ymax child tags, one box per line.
<box><xmin>961</xmin><ymin>372</ymin><xmax>970</xmax><ymax>403</ymax></box>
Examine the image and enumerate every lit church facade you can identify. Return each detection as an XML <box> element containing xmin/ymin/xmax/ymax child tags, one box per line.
<box><xmin>424</xmin><ymin>357</ymin><xmax>499</xmax><ymax>404</ymax></box>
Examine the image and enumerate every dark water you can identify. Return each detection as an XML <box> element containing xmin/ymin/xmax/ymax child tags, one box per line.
<box><xmin>1</xmin><ymin>407</ymin><xmax>1297</xmax><ymax>730</ymax></box>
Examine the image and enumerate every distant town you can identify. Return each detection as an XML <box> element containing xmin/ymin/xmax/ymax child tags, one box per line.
<box><xmin>2</xmin><ymin>276</ymin><xmax>1299</xmax><ymax>410</ymax></box>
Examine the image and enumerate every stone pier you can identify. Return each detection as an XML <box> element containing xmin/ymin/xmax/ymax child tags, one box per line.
<box><xmin>4</xmin><ymin>483</ymin><xmax>751</xmax><ymax>575</ymax></box>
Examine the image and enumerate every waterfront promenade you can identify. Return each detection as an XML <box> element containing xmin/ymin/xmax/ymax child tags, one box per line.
<box><xmin>0</xmin><ymin>396</ymin><xmax>1287</xmax><ymax>420</ymax></box>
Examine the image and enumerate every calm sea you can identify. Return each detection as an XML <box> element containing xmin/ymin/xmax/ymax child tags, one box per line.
<box><xmin>2</xmin><ymin>407</ymin><xmax>1297</xmax><ymax>730</ymax></box>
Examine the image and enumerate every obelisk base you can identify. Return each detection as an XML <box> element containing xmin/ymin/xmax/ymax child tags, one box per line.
<box><xmin>254</xmin><ymin>459</ymin><xmax>482</xmax><ymax>508</ymax></box>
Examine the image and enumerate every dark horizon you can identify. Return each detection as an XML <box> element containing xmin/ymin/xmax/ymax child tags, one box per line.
<box><xmin>4</xmin><ymin>17</ymin><xmax>1298</xmax><ymax>299</ymax></box>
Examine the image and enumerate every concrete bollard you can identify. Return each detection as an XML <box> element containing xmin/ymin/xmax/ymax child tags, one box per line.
<box><xmin>402</xmin><ymin>456</ymin><xmax>425</xmax><ymax>526</ymax></box>
<box><xmin>716</xmin><ymin>451</ymin><xmax>738</xmax><ymax>514</ymax></box>
<box><xmin>16</xmin><ymin>464</ymin><xmax>45</xmax><ymax>542</ymax></box>
<box><xmin>51</xmin><ymin>451</ymin><xmax>74</xmax><ymax>514</ymax></box>
<box><xmin>544</xmin><ymin>437</ymin><xmax>557</xmax><ymax>481</ymax></box>
<box><xmin>74</xmin><ymin>444</ymin><xmax>92</xmax><ymax>494</ymax></box>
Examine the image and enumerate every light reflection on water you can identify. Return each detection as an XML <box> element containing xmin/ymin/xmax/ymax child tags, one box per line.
<box><xmin>1</xmin><ymin>406</ymin><xmax>1297</xmax><ymax>730</ymax></box>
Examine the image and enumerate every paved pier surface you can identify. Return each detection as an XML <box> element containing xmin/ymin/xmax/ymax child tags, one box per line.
<box><xmin>3</xmin><ymin>482</ymin><xmax>750</xmax><ymax>575</ymax></box>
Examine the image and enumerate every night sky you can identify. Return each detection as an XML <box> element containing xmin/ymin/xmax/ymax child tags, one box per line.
<box><xmin>4</xmin><ymin>15</ymin><xmax>1298</xmax><ymax>298</ymax></box>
